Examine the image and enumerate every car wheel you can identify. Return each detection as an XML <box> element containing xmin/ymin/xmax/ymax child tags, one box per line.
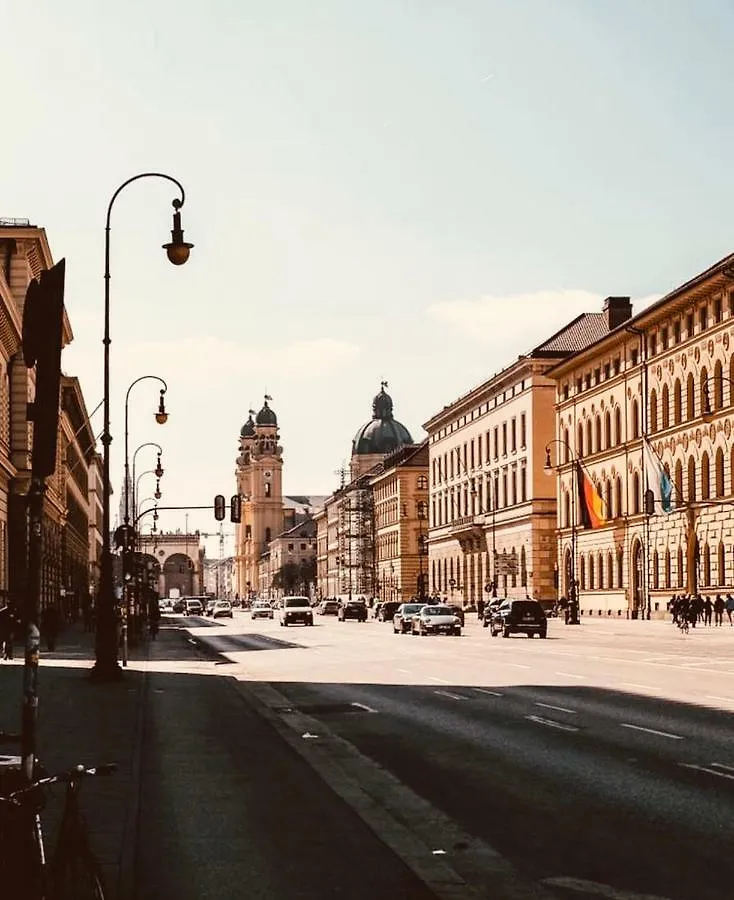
<box><xmin>540</xmin><ymin>630</ymin><xmax>547</xmax><ymax>639</ymax></box>
<box><xmin>453</xmin><ymin>627</ymin><xmax>461</xmax><ymax>636</ymax></box>
<box><xmin>482</xmin><ymin>620</ymin><xmax>488</xmax><ymax>628</ymax></box>
<box><xmin>502</xmin><ymin>626</ymin><xmax>510</xmax><ymax>638</ymax></box>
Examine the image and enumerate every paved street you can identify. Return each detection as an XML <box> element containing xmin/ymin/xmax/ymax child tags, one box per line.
<box><xmin>185</xmin><ymin>609</ymin><xmax>734</xmax><ymax>900</ymax></box>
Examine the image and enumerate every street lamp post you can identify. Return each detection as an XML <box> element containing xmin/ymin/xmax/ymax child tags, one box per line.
<box><xmin>132</xmin><ymin>442</ymin><xmax>163</xmax><ymax>523</ymax></box>
<box><xmin>92</xmin><ymin>173</ymin><xmax>192</xmax><ymax>682</ymax></box>
<box><xmin>544</xmin><ymin>440</ymin><xmax>580</xmax><ymax>625</ymax></box>
<box><xmin>135</xmin><ymin>469</ymin><xmax>163</xmax><ymax>520</ymax></box>
<box><xmin>124</xmin><ymin>376</ymin><xmax>168</xmax><ymax>533</ymax></box>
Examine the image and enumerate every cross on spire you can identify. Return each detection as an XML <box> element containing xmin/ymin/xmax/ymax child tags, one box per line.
<box><xmin>381</xmin><ymin>380</ymin><xmax>389</xmax><ymax>391</ymax></box>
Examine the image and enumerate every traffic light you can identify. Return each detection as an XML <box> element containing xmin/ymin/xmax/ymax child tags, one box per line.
<box><xmin>22</xmin><ymin>259</ymin><xmax>66</xmax><ymax>479</ymax></box>
<box><xmin>230</xmin><ymin>494</ymin><xmax>242</xmax><ymax>523</ymax></box>
<box><xmin>214</xmin><ymin>494</ymin><xmax>226</xmax><ymax>521</ymax></box>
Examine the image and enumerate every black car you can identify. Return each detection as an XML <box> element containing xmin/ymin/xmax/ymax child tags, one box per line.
<box><xmin>446</xmin><ymin>605</ymin><xmax>465</xmax><ymax>627</ymax></box>
<box><xmin>377</xmin><ymin>601</ymin><xmax>401</xmax><ymax>622</ymax></box>
<box><xmin>489</xmin><ymin>599</ymin><xmax>547</xmax><ymax>638</ymax></box>
<box><xmin>338</xmin><ymin>601</ymin><xmax>367</xmax><ymax>622</ymax></box>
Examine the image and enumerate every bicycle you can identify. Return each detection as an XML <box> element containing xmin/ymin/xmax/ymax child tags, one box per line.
<box><xmin>0</xmin><ymin>731</ymin><xmax>116</xmax><ymax>899</ymax></box>
<box><xmin>676</xmin><ymin>617</ymin><xmax>690</xmax><ymax>635</ymax></box>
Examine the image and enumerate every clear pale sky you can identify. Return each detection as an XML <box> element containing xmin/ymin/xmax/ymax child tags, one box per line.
<box><xmin>4</xmin><ymin>1</ymin><xmax>734</xmax><ymax>555</ymax></box>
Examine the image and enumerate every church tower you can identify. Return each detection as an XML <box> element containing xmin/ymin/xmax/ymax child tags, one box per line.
<box><xmin>234</xmin><ymin>396</ymin><xmax>284</xmax><ymax>598</ymax></box>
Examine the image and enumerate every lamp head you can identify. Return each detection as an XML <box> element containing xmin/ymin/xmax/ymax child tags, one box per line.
<box><xmin>155</xmin><ymin>389</ymin><xmax>168</xmax><ymax>425</ymax></box>
<box><xmin>163</xmin><ymin>200</ymin><xmax>193</xmax><ymax>266</ymax></box>
<box><xmin>154</xmin><ymin>480</ymin><xmax>162</xmax><ymax>500</ymax></box>
<box><xmin>155</xmin><ymin>457</ymin><xmax>164</xmax><ymax>479</ymax></box>
<box><xmin>543</xmin><ymin>447</ymin><xmax>553</xmax><ymax>475</ymax></box>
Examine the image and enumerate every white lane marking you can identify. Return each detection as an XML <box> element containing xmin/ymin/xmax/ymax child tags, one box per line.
<box><xmin>556</xmin><ymin>671</ymin><xmax>586</xmax><ymax>679</ymax></box>
<box><xmin>428</xmin><ymin>676</ymin><xmax>451</xmax><ymax>684</ymax></box>
<box><xmin>620</xmin><ymin>682</ymin><xmax>658</xmax><ymax>691</ymax></box>
<box><xmin>706</xmin><ymin>694</ymin><xmax>734</xmax><ymax>703</ymax></box>
<box><xmin>503</xmin><ymin>662</ymin><xmax>531</xmax><ymax>669</ymax></box>
<box><xmin>433</xmin><ymin>690</ymin><xmax>467</xmax><ymax>701</ymax></box>
<box><xmin>351</xmin><ymin>702</ymin><xmax>378</xmax><ymax>713</ymax></box>
<box><xmin>680</xmin><ymin>763</ymin><xmax>734</xmax><ymax>781</ymax></box>
<box><xmin>535</xmin><ymin>702</ymin><xmax>577</xmax><ymax>715</ymax></box>
<box><xmin>544</xmin><ymin>874</ymin><xmax>673</xmax><ymax>899</ymax></box>
<box><xmin>473</xmin><ymin>688</ymin><xmax>503</xmax><ymax>697</ymax></box>
<box><xmin>525</xmin><ymin>715</ymin><xmax>579</xmax><ymax>733</ymax></box>
<box><xmin>711</xmin><ymin>762</ymin><xmax>734</xmax><ymax>773</ymax></box>
<box><xmin>398</xmin><ymin>668</ymin><xmax>413</xmax><ymax>675</ymax></box>
<box><xmin>620</xmin><ymin>723</ymin><xmax>683</xmax><ymax>740</ymax></box>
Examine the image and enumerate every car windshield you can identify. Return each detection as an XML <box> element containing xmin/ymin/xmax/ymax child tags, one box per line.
<box><xmin>285</xmin><ymin>598</ymin><xmax>309</xmax><ymax>608</ymax></box>
<box><xmin>402</xmin><ymin>605</ymin><xmax>424</xmax><ymax>615</ymax></box>
<box><xmin>215</xmin><ymin>602</ymin><xmax>230</xmax><ymax>609</ymax></box>
<box><xmin>423</xmin><ymin>606</ymin><xmax>452</xmax><ymax>616</ymax></box>
<box><xmin>254</xmin><ymin>601</ymin><xmax>269</xmax><ymax>608</ymax></box>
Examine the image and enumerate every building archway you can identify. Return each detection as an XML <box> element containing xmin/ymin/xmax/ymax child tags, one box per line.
<box><xmin>163</xmin><ymin>552</ymin><xmax>196</xmax><ymax>597</ymax></box>
<box><xmin>631</xmin><ymin>539</ymin><xmax>644</xmax><ymax>614</ymax></box>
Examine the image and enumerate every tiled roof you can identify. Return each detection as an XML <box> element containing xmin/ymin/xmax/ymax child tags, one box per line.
<box><xmin>532</xmin><ymin>312</ymin><xmax>610</xmax><ymax>355</ymax></box>
<box><xmin>275</xmin><ymin>518</ymin><xmax>317</xmax><ymax>539</ymax></box>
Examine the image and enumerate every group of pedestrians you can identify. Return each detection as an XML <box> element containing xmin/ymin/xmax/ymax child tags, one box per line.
<box><xmin>669</xmin><ymin>593</ymin><xmax>734</xmax><ymax>627</ymax></box>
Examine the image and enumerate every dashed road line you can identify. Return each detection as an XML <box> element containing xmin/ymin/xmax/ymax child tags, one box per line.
<box><xmin>433</xmin><ymin>690</ymin><xmax>467</xmax><ymax>701</ymax></box>
<box><xmin>473</xmin><ymin>688</ymin><xmax>503</xmax><ymax>697</ymax></box>
<box><xmin>503</xmin><ymin>662</ymin><xmax>530</xmax><ymax>669</ymax></box>
<box><xmin>535</xmin><ymin>702</ymin><xmax>577</xmax><ymax>714</ymax></box>
<box><xmin>680</xmin><ymin>762</ymin><xmax>734</xmax><ymax>781</ymax></box>
<box><xmin>543</xmin><ymin>874</ymin><xmax>673</xmax><ymax>899</ymax></box>
<box><xmin>556</xmin><ymin>671</ymin><xmax>586</xmax><ymax>679</ymax></box>
<box><xmin>620</xmin><ymin>682</ymin><xmax>658</xmax><ymax>691</ymax></box>
<box><xmin>525</xmin><ymin>715</ymin><xmax>579</xmax><ymax>733</ymax></box>
<box><xmin>620</xmin><ymin>723</ymin><xmax>683</xmax><ymax>740</ymax></box>
<box><xmin>428</xmin><ymin>676</ymin><xmax>451</xmax><ymax>684</ymax></box>
<box><xmin>706</xmin><ymin>694</ymin><xmax>734</xmax><ymax>704</ymax></box>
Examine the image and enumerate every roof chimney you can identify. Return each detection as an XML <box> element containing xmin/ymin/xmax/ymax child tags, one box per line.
<box><xmin>603</xmin><ymin>296</ymin><xmax>632</xmax><ymax>331</ymax></box>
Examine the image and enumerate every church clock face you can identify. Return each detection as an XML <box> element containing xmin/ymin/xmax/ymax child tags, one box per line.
<box><xmin>264</xmin><ymin>470</ymin><xmax>272</xmax><ymax>480</ymax></box>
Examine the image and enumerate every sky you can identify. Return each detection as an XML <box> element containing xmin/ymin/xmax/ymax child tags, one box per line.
<box><xmin>4</xmin><ymin>0</ymin><xmax>734</xmax><ymax>557</ymax></box>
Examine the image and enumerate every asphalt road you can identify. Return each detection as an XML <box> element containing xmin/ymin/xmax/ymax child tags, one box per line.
<box><xmin>183</xmin><ymin>609</ymin><xmax>734</xmax><ymax>900</ymax></box>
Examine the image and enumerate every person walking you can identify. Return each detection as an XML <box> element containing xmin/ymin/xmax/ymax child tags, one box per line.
<box><xmin>714</xmin><ymin>594</ymin><xmax>725</xmax><ymax>627</ymax></box>
<box><xmin>704</xmin><ymin>595</ymin><xmax>714</xmax><ymax>626</ymax></box>
<box><xmin>41</xmin><ymin>604</ymin><xmax>60</xmax><ymax>651</ymax></box>
<box><xmin>726</xmin><ymin>593</ymin><xmax>734</xmax><ymax>626</ymax></box>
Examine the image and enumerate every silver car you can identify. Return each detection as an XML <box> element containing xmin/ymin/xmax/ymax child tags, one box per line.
<box><xmin>251</xmin><ymin>601</ymin><xmax>274</xmax><ymax>620</ymax></box>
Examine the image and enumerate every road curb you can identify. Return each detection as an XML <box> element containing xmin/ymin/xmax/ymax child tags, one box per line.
<box><xmin>228</xmin><ymin>678</ymin><xmax>557</xmax><ymax>900</ymax></box>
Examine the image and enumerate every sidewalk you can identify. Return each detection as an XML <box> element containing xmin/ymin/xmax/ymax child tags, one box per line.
<box><xmin>0</xmin><ymin>622</ymin><xmax>149</xmax><ymax>899</ymax></box>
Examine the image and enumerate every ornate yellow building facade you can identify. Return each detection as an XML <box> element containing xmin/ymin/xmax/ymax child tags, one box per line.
<box><xmin>546</xmin><ymin>252</ymin><xmax>734</xmax><ymax>617</ymax></box>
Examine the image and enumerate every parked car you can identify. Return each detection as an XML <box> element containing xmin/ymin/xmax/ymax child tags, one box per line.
<box><xmin>279</xmin><ymin>596</ymin><xmax>314</xmax><ymax>627</ymax></box>
<box><xmin>338</xmin><ymin>600</ymin><xmax>368</xmax><ymax>622</ymax></box>
<box><xmin>184</xmin><ymin>598</ymin><xmax>203</xmax><ymax>616</ymax></box>
<box><xmin>489</xmin><ymin>599</ymin><xmax>547</xmax><ymax>638</ymax></box>
<box><xmin>317</xmin><ymin>600</ymin><xmax>340</xmax><ymax>616</ymax></box>
<box><xmin>212</xmin><ymin>601</ymin><xmax>233</xmax><ymax>620</ymax></box>
<box><xmin>377</xmin><ymin>601</ymin><xmax>401</xmax><ymax>622</ymax></box>
<box><xmin>411</xmin><ymin>605</ymin><xmax>462</xmax><ymax>636</ymax></box>
<box><xmin>251</xmin><ymin>600</ymin><xmax>274</xmax><ymax>620</ymax></box>
<box><xmin>393</xmin><ymin>603</ymin><xmax>425</xmax><ymax>634</ymax></box>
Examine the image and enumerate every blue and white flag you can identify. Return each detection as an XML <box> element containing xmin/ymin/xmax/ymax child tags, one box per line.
<box><xmin>643</xmin><ymin>440</ymin><xmax>673</xmax><ymax>514</ymax></box>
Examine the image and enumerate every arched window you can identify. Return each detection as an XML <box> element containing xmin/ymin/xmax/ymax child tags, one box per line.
<box><xmin>595</xmin><ymin>416</ymin><xmax>602</xmax><ymax>453</ymax></box>
<box><xmin>563</xmin><ymin>428</ymin><xmax>570</xmax><ymax>462</ymax></box>
<box><xmin>703</xmin><ymin>543</ymin><xmax>711</xmax><ymax>587</ymax></box>
<box><xmin>607</xmin><ymin>551</ymin><xmax>614</xmax><ymax>589</ymax></box>
<box><xmin>604</xmin><ymin>480</ymin><xmax>612</xmax><ymax>519</ymax></box>
<box><xmin>686</xmin><ymin>372</ymin><xmax>695</xmax><ymax>420</ymax></box>
<box><xmin>586</xmin><ymin>419</ymin><xmax>593</xmax><ymax>455</ymax></box>
<box><xmin>589</xmin><ymin>555</ymin><xmax>595</xmax><ymax>590</ymax></box>
<box><xmin>665</xmin><ymin>550</ymin><xmax>671</xmax><ymax>590</ymax></box>
<box><xmin>617</xmin><ymin>548</ymin><xmax>624</xmax><ymax>588</ymax></box>
<box><xmin>687</xmin><ymin>457</ymin><xmax>696</xmax><ymax>502</ymax></box>
<box><xmin>701</xmin><ymin>452</ymin><xmax>710</xmax><ymax>501</ymax></box>
<box><xmin>604</xmin><ymin>411</ymin><xmax>611</xmax><ymax>449</ymax></box>
<box><xmin>580</xmin><ymin>555</ymin><xmax>586</xmax><ymax>590</ymax></box>
<box><xmin>632</xmin><ymin>471</ymin><xmax>641</xmax><ymax>514</ymax></box>
<box><xmin>563</xmin><ymin>491</ymin><xmax>570</xmax><ymax>528</ymax></box>
<box><xmin>677</xmin><ymin>545</ymin><xmax>684</xmax><ymax>588</ymax></box>
<box><xmin>652</xmin><ymin>550</ymin><xmax>659</xmax><ymax>589</ymax></box>
<box><xmin>649</xmin><ymin>389</ymin><xmax>658</xmax><ymax>433</ymax></box>
<box><xmin>577</xmin><ymin>423</ymin><xmax>584</xmax><ymax>457</ymax></box>
<box><xmin>597</xmin><ymin>552</ymin><xmax>604</xmax><ymax>590</ymax></box>
<box><xmin>615</xmin><ymin>477</ymin><xmax>623</xmax><ymax>519</ymax></box>
<box><xmin>700</xmin><ymin>367</ymin><xmax>709</xmax><ymax>417</ymax></box>
<box><xmin>674</xmin><ymin>460</ymin><xmax>683</xmax><ymax>505</ymax></box>
<box><xmin>662</xmin><ymin>384</ymin><xmax>670</xmax><ymax>429</ymax></box>
<box><xmin>673</xmin><ymin>379</ymin><xmax>682</xmax><ymax>425</ymax></box>
<box><xmin>631</xmin><ymin>399</ymin><xmax>640</xmax><ymax>439</ymax></box>
<box><xmin>716</xmin><ymin>447</ymin><xmax>725</xmax><ymax>497</ymax></box>
<box><xmin>718</xmin><ymin>542</ymin><xmax>726</xmax><ymax>586</ymax></box>
<box><xmin>614</xmin><ymin>407</ymin><xmax>622</xmax><ymax>445</ymax></box>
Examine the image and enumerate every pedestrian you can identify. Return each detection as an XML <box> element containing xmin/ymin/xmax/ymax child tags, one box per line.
<box><xmin>41</xmin><ymin>604</ymin><xmax>60</xmax><ymax>651</ymax></box>
<box><xmin>704</xmin><ymin>595</ymin><xmax>713</xmax><ymax>626</ymax></box>
<box><xmin>0</xmin><ymin>605</ymin><xmax>14</xmax><ymax>660</ymax></box>
<box><xmin>726</xmin><ymin>594</ymin><xmax>734</xmax><ymax>626</ymax></box>
<box><xmin>714</xmin><ymin>594</ymin><xmax>725</xmax><ymax>627</ymax></box>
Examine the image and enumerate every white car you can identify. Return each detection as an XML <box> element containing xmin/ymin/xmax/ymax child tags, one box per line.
<box><xmin>279</xmin><ymin>596</ymin><xmax>314</xmax><ymax>627</ymax></box>
<box><xmin>251</xmin><ymin>601</ymin><xmax>274</xmax><ymax>620</ymax></box>
<box><xmin>411</xmin><ymin>605</ymin><xmax>462</xmax><ymax>636</ymax></box>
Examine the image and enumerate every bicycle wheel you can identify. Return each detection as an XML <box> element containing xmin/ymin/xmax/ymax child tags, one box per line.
<box><xmin>48</xmin><ymin>839</ymin><xmax>106</xmax><ymax>900</ymax></box>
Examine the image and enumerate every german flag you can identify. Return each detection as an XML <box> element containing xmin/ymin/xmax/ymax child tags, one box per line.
<box><xmin>576</xmin><ymin>461</ymin><xmax>608</xmax><ymax>529</ymax></box>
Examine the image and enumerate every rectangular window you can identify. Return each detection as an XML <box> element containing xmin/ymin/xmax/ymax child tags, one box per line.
<box><xmin>520</xmin><ymin>466</ymin><xmax>527</xmax><ymax>502</ymax></box>
<box><xmin>603</xmin><ymin>363</ymin><xmax>611</xmax><ymax>380</ymax></box>
<box><xmin>502</xmin><ymin>472</ymin><xmax>508</xmax><ymax>507</ymax></box>
<box><xmin>699</xmin><ymin>306</ymin><xmax>707</xmax><ymax>331</ymax></box>
<box><xmin>477</xmin><ymin>434</ymin><xmax>483</xmax><ymax>466</ymax></box>
<box><xmin>502</xmin><ymin>423</ymin><xmax>507</xmax><ymax>455</ymax></box>
<box><xmin>593</xmin><ymin>367</ymin><xmax>601</xmax><ymax>384</ymax></box>
<box><xmin>648</xmin><ymin>334</ymin><xmax>656</xmax><ymax>357</ymax></box>
<box><xmin>631</xmin><ymin>348</ymin><xmax>639</xmax><ymax>366</ymax></box>
<box><xmin>673</xmin><ymin>320</ymin><xmax>681</xmax><ymax>344</ymax></box>
<box><xmin>511</xmin><ymin>418</ymin><xmax>517</xmax><ymax>452</ymax></box>
<box><xmin>575</xmin><ymin>378</ymin><xmax>582</xmax><ymax>393</ymax></box>
<box><xmin>613</xmin><ymin>356</ymin><xmax>621</xmax><ymax>375</ymax></box>
<box><xmin>714</xmin><ymin>297</ymin><xmax>722</xmax><ymax>323</ymax></box>
<box><xmin>520</xmin><ymin>413</ymin><xmax>526</xmax><ymax>448</ymax></box>
<box><xmin>288</xmin><ymin>543</ymin><xmax>294</xmax><ymax>551</ymax></box>
<box><xmin>470</xmin><ymin>440</ymin><xmax>475</xmax><ymax>469</ymax></box>
<box><xmin>686</xmin><ymin>312</ymin><xmax>694</xmax><ymax>337</ymax></box>
<box><xmin>584</xmin><ymin>374</ymin><xmax>591</xmax><ymax>389</ymax></box>
<box><xmin>661</xmin><ymin>327</ymin><xmax>669</xmax><ymax>349</ymax></box>
<box><xmin>493</xmin><ymin>427</ymin><xmax>499</xmax><ymax>459</ymax></box>
<box><xmin>563</xmin><ymin>384</ymin><xmax>569</xmax><ymax>400</ymax></box>
<box><xmin>265</xmin><ymin>482</ymin><xmax>271</xmax><ymax>497</ymax></box>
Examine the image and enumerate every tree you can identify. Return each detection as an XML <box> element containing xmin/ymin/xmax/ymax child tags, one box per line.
<box><xmin>272</xmin><ymin>562</ymin><xmax>301</xmax><ymax>595</ymax></box>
